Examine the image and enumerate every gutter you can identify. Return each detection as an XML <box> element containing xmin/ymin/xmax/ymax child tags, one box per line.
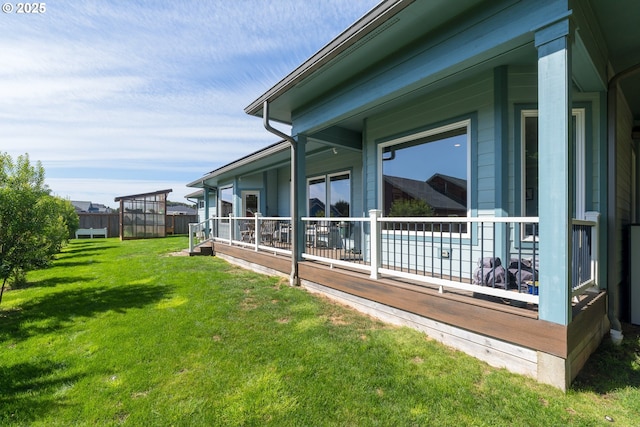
<box><xmin>186</xmin><ymin>141</ymin><xmax>290</xmax><ymax>188</ymax></box>
<box><xmin>607</xmin><ymin>62</ymin><xmax>640</xmax><ymax>342</ymax></box>
<box><xmin>263</xmin><ymin>100</ymin><xmax>299</xmax><ymax>286</ymax></box>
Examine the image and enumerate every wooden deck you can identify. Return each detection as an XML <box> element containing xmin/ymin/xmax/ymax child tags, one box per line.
<box><xmin>210</xmin><ymin>241</ymin><xmax>608</xmax><ymax>389</ymax></box>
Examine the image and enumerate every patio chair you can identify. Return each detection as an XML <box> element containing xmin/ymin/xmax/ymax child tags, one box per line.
<box><xmin>260</xmin><ymin>220</ymin><xmax>276</xmax><ymax>245</ymax></box>
<box><xmin>240</xmin><ymin>221</ymin><xmax>255</xmax><ymax>242</ymax></box>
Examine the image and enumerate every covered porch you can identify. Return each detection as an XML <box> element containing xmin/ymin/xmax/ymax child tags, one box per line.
<box><xmin>191</xmin><ymin>212</ymin><xmax>600</xmax><ymax>307</ymax></box>
<box><xmin>190</xmin><ymin>215</ymin><xmax>606</xmax><ymax>388</ymax></box>
<box><xmin>186</xmin><ymin>0</ymin><xmax>640</xmax><ymax>390</ymax></box>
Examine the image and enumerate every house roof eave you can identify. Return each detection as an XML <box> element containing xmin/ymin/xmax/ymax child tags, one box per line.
<box><xmin>186</xmin><ymin>140</ymin><xmax>290</xmax><ymax>188</ymax></box>
<box><xmin>244</xmin><ymin>0</ymin><xmax>413</xmax><ymax>122</ymax></box>
<box><xmin>114</xmin><ymin>189</ymin><xmax>173</xmax><ymax>202</ymax></box>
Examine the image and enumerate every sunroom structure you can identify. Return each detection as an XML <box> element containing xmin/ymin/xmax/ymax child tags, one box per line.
<box><xmin>187</xmin><ymin>0</ymin><xmax>640</xmax><ymax>390</ymax></box>
<box><xmin>115</xmin><ymin>189</ymin><xmax>172</xmax><ymax>240</ymax></box>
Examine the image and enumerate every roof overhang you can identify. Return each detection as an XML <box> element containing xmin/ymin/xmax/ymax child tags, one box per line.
<box><xmin>185</xmin><ymin>189</ymin><xmax>204</xmax><ymax>199</ymax></box>
<box><xmin>248</xmin><ymin>0</ymin><xmax>640</xmax><ymax>125</ymax></box>
<box><xmin>114</xmin><ymin>189</ymin><xmax>173</xmax><ymax>202</ymax></box>
<box><xmin>245</xmin><ymin>0</ymin><xmax>486</xmax><ymax>126</ymax></box>
<box><xmin>187</xmin><ymin>141</ymin><xmax>291</xmax><ymax>189</ymax></box>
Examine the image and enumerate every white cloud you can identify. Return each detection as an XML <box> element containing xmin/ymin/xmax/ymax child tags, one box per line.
<box><xmin>0</xmin><ymin>0</ymin><xmax>379</xmax><ymax>207</ymax></box>
<box><xmin>47</xmin><ymin>177</ymin><xmax>192</xmax><ymax>209</ymax></box>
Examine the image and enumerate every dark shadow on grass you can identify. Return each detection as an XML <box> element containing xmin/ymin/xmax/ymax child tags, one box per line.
<box><xmin>572</xmin><ymin>322</ymin><xmax>640</xmax><ymax>393</ymax></box>
<box><xmin>19</xmin><ymin>275</ymin><xmax>95</xmax><ymax>289</ymax></box>
<box><xmin>0</xmin><ymin>284</ymin><xmax>171</xmax><ymax>342</ymax></box>
<box><xmin>0</xmin><ymin>360</ymin><xmax>82</xmax><ymax>424</ymax></box>
<box><xmin>57</xmin><ymin>247</ymin><xmax>117</xmax><ymax>258</ymax></box>
<box><xmin>50</xmin><ymin>260</ymin><xmax>102</xmax><ymax>269</ymax></box>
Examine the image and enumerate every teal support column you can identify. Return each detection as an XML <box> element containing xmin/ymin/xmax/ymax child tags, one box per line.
<box><xmin>494</xmin><ymin>66</ymin><xmax>509</xmax><ymax>262</ymax></box>
<box><xmin>203</xmin><ymin>187</ymin><xmax>210</xmax><ymax>237</ymax></box>
<box><xmin>293</xmin><ymin>134</ymin><xmax>307</xmax><ymax>263</ymax></box>
<box><xmin>203</xmin><ymin>187</ymin><xmax>210</xmax><ymax>221</ymax></box>
<box><xmin>535</xmin><ymin>17</ymin><xmax>573</xmax><ymax>325</ymax></box>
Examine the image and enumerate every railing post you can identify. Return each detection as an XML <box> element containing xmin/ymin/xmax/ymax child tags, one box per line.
<box><xmin>585</xmin><ymin>211</ymin><xmax>600</xmax><ymax>287</ymax></box>
<box><xmin>369</xmin><ymin>209</ymin><xmax>382</xmax><ymax>280</ymax></box>
<box><xmin>254</xmin><ymin>213</ymin><xmax>261</xmax><ymax>251</ymax></box>
<box><xmin>228</xmin><ymin>213</ymin><xmax>233</xmax><ymax>245</ymax></box>
<box><xmin>189</xmin><ymin>223</ymin><xmax>194</xmax><ymax>252</ymax></box>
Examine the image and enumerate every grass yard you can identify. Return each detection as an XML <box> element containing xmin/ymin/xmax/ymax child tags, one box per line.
<box><xmin>1</xmin><ymin>237</ymin><xmax>639</xmax><ymax>426</ymax></box>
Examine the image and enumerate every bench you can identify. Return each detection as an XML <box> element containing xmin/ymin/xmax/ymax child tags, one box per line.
<box><xmin>75</xmin><ymin>227</ymin><xmax>108</xmax><ymax>239</ymax></box>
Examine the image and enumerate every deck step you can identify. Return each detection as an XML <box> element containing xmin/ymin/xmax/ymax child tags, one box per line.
<box><xmin>189</xmin><ymin>241</ymin><xmax>214</xmax><ymax>256</ymax></box>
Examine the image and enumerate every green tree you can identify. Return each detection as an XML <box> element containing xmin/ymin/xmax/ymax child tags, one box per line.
<box><xmin>332</xmin><ymin>200</ymin><xmax>350</xmax><ymax>217</ymax></box>
<box><xmin>0</xmin><ymin>153</ymin><xmax>78</xmax><ymax>303</ymax></box>
<box><xmin>388</xmin><ymin>198</ymin><xmax>434</xmax><ymax>217</ymax></box>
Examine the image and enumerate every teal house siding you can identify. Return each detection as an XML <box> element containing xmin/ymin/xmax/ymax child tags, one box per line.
<box><xmin>365</xmin><ymin>71</ymin><xmax>494</xmax><ymax>215</ymax></box>
<box><xmin>277</xmin><ymin>166</ymin><xmax>291</xmax><ymax>216</ymax></box>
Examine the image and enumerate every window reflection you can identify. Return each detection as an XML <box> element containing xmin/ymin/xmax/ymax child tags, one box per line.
<box><xmin>220</xmin><ymin>187</ymin><xmax>233</xmax><ymax>221</ymax></box>
<box><xmin>308</xmin><ymin>172</ymin><xmax>351</xmax><ymax>218</ymax></box>
<box><xmin>330</xmin><ymin>173</ymin><xmax>350</xmax><ymax>217</ymax></box>
<box><xmin>382</xmin><ymin>126</ymin><xmax>468</xmax><ymax>219</ymax></box>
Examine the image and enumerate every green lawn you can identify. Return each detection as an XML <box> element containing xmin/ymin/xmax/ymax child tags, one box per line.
<box><xmin>1</xmin><ymin>237</ymin><xmax>639</xmax><ymax>426</ymax></box>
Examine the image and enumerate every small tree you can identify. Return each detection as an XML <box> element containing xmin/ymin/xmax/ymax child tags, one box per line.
<box><xmin>333</xmin><ymin>200</ymin><xmax>350</xmax><ymax>217</ymax></box>
<box><xmin>0</xmin><ymin>153</ymin><xmax>78</xmax><ymax>303</ymax></box>
<box><xmin>388</xmin><ymin>198</ymin><xmax>434</xmax><ymax>217</ymax></box>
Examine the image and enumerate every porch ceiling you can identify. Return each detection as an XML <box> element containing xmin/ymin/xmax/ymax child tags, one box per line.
<box><xmin>589</xmin><ymin>0</ymin><xmax>640</xmax><ymax>121</ymax></box>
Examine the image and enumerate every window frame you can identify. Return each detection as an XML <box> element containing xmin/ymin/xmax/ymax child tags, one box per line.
<box><xmin>219</xmin><ymin>185</ymin><xmax>234</xmax><ymax>223</ymax></box>
<box><xmin>377</xmin><ymin>119</ymin><xmax>471</xmax><ymax>237</ymax></box>
<box><xmin>519</xmin><ymin>108</ymin><xmax>586</xmax><ymax>240</ymax></box>
<box><xmin>306</xmin><ymin>170</ymin><xmax>352</xmax><ymax>218</ymax></box>
<box><xmin>241</xmin><ymin>190</ymin><xmax>260</xmax><ymax>217</ymax></box>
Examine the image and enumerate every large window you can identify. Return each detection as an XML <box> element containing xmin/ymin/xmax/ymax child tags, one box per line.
<box><xmin>379</xmin><ymin>120</ymin><xmax>469</xmax><ymax>219</ymax></box>
<box><xmin>307</xmin><ymin>172</ymin><xmax>351</xmax><ymax>217</ymax></box>
<box><xmin>520</xmin><ymin>109</ymin><xmax>585</xmax><ymax>236</ymax></box>
<box><xmin>219</xmin><ymin>186</ymin><xmax>233</xmax><ymax>221</ymax></box>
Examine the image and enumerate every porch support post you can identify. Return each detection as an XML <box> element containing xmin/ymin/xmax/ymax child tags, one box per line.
<box><xmin>494</xmin><ymin>65</ymin><xmax>509</xmax><ymax>263</ymax></box>
<box><xmin>369</xmin><ymin>209</ymin><xmax>381</xmax><ymax>280</ymax></box>
<box><xmin>263</xmin><ymin>100</ymin><xmax>302</xmax><ymax>286</ymax></box>
<box><xmin>293</xmin><ymin>134</ymin><xmax>307</xmax><ymax>271</ymax></box>
<box><xmin>254</xmin><ymin>212</ymin><xmax>261</xmax><ymax>251</ymax></box>
<box><xmin>203</xmin><ymin>187</ymin><xmax>210</xmax><ymax>238</ymax></box>
<box><xmin>535</xmin><ymin>16</ymin><xmax>574</xmax><ymax>325</ymax></box>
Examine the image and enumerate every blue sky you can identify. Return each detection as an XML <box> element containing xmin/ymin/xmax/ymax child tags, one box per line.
<box><xmin>1</xmin><ymin>0</ymin><xmax>379</xmax><ymax>208</ymax></box>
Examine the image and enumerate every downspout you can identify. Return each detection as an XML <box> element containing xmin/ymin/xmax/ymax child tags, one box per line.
<box><xmin>607</xmin><ymin>62</ymin><xmax>640</xmax><ymax>339</ymax></box>
<box><xmin>263</xmin><ymin>100</ymin><xmax>299</xmax><ymax>286</ymax></box>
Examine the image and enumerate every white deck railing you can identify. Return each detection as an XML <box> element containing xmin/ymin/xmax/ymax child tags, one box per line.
<box><xmin>302</xmin><ymin>213</ymin><xmax>542</xmax><ymax>304</ymax></box>
<box><xmin>190</xmin><ymin>211</ymin><xmax>599</xmax><ymax>305</ymax></box>
<box><xmin>188</xmin><ymin>218</ymin><xmax>211</xmax><ymax>252</ymax></box>
<box><xmin>202</xmin><ymin>214</ymin><xmax>293</xmax><ymax>256</ymax></box>
<box><xmin>571</xmin><ymin>212</ymin><xmax>600</xmax><ymax>297</ymax></box>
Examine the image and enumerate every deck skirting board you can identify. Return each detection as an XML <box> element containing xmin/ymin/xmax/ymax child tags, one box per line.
<box><xmin>567</xmin><ymin>313</ymin><xmax>609</xmax><ymax>381</ymax></box>
<box><xmin>301</xmin><ymin>280</ymin><xmax>538</xmax><ymax>379</ymax></box>
<box><xmin>217</xmin><ymin>253</ymin><xmax>290</xmax><ymax>279</ymax></box>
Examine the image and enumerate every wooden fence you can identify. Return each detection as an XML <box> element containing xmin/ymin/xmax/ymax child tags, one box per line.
<box><xmin>75</xmin><ymin>213</ymin><xmax>197</xmax><ymax>238</ymax></box>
